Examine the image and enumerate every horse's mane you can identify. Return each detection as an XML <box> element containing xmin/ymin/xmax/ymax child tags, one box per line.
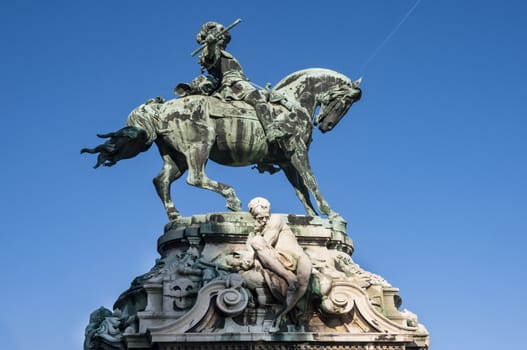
<box><xmin>273</xmin><ymin>68</ymin><xmax>352</xmax><ymax>92</ymax></box>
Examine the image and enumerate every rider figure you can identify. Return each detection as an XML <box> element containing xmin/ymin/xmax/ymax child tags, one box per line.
<box><xmin>194</xmin><ymin>21</ymin><xmax>287</xmax><ymax>143</ymax></box>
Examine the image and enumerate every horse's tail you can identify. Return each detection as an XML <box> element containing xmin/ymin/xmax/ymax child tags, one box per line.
<box><xmin>81</xmin><ymin>126</ymin><xmax>152</xmax><ymax>168</ymax></box>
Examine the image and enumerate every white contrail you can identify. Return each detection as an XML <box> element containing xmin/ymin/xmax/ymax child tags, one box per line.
<box><xmin>359</xmin><ymin>0</ymin><xmax>422</xmax><ymax>75</ymax></box>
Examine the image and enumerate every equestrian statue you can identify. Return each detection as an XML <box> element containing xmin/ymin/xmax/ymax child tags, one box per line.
<box><xmin>81</xmin><ymin>20</ymin><xmax>362</xmax><ymax>223</ymax></box>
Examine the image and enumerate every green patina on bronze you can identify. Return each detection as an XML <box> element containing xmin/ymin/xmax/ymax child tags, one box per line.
<box><xmin>82</xmin><ymin>69</ymin><xmax>361</xmax><ymax>223</ymax></box>
<box><xmin>82</xmin><ymin>20</ymin><xmax>362</xmax><ymax>223</ymax></box>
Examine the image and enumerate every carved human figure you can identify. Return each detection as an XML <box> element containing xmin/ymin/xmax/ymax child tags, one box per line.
<box><xmin>247</xmin><ymin>197</ymin><xmax>312</xmax><ymax>329</ymax></box>
<box><xmin>84</xmin><ymin>307</ymin><xmax>137</xmax><ymax>350</ymax></box>
<box><xmin>193</xmin><ymin>21</ymin><xmax>288</xmax><ymax>143</ymax></box>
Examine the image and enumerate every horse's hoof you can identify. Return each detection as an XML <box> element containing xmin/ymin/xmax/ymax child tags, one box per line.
<box><xmin>329</xmin><ymin>212</ymin><xmax>347</xmax><ymax>224</ymax></box>
<box><xmin>226</xmin><ymin>199</ymin><xmax>242</xmax><ymax>212</ymax></box>
<box><xmin>167</xmin><ymin>210</ymin><xmax>181</xmax><ymax>221</ymax></box>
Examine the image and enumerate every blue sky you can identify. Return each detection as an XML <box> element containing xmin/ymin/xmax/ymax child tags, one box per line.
<box><xmin>1</xmin><ymin>1</ymin><xmax>526</xmax><ymax>349</ymax></box>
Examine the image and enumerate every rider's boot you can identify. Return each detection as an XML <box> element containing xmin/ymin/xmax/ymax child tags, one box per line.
<box><xmin>246</xmin><ymin>90</ymin><xmax>294</xmax><ymax>157</ymax></box>
<box><xmin>253</xmin><ymin>102</ymin><xmax>294</xmax><ymax>159</ymax></box>
<box><xmin>253</xmin><ymin>102</ymin><xmax>287</xmax><ymax>141</ymax></box>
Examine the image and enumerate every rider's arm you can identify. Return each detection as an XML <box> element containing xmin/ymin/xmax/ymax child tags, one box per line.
<box><xmin>199</xmin><ymin>36</ymin><xmax>220</xmax><ymax>69</ymax></box>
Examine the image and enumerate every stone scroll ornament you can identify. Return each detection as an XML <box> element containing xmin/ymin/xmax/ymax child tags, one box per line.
<box><xmin>83</xmin><ymin>202</ymin><xmax>429</xmax><ymax>349</ymax></box>
<box><xmin>81</xmin><ymin>18</ymin><xmax>362</xmax><ymax>224</ymax></box>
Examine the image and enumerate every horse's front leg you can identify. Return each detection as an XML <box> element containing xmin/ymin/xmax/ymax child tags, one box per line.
<box><xmin>184</xmin><ymin>143</ymin><xmax>242</xmax><ymax>212</ymax></box>
<box><xmin>288</xmin><ymin>142</ymin><xmax>344</xmax><ymax>222</ymax></box>
<box><xmin>280</xmin><ymin>163</ymin><xmax>317</xmax><ymax>216</ymax></box>
<box><xmin>153</xmin><ymin>153</ymin><xmax>187</xmax><ymax>221</ymax></box>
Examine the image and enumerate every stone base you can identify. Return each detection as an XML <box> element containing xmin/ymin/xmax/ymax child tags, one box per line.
<box><xmin>133</xmin><ymin>341</ymin><xmax>417</xmax><ymax>350</ymax></box>
<box><xmin>85</xmin><ymin>213</ymin><xmax>429</xmax><ymax>350</ymax></box>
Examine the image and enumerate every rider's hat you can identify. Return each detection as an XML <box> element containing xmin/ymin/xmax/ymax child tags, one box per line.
<box><xmin>196</xmin><ymin>21</ymin><xmax>231</xmax><ymax>48</ymax></box>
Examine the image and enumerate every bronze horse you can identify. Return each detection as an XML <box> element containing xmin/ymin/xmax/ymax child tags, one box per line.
<box><xmin>82</xmin><ymin>68</ymin><xmax>362</xmax><ymax>222</ymax></box>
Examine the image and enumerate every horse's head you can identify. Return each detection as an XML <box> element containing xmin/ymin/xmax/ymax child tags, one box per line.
<box><xmin>315</xmin><ymin>78</ymin><xmax>362</xmax><ymax>133</ymax></box>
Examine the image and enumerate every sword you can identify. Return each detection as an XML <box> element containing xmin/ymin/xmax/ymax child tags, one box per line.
<box><xmin>191</xmin><ymin>18</ymin><xmax>242</xmax><ymax>57</ymax></box>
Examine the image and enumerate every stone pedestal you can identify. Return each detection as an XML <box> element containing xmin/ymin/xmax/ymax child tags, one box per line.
<box><xmin>84</xmin><ymin>213</ymin><xmax>429</xmax><ymax>350</ymax></box>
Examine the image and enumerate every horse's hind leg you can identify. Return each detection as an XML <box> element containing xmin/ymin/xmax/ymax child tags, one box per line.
<box><xmin>184</xmin><ymin>143</ymin><xmax>242</xmax><ymax>211</ymax></box>
<box><xmin>153</xmin><ymin>153</ymin><xmax>187</xmax><ymax>221</ymax></box>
